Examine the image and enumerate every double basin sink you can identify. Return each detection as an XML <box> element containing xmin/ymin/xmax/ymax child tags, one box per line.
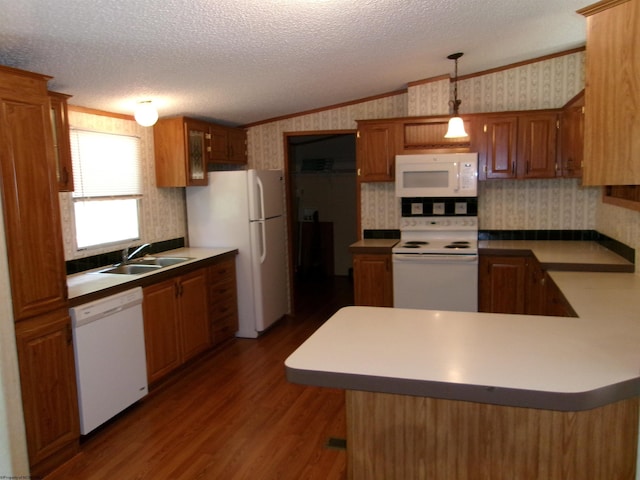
<box><xmin>94</xmin><ymin>256</ymin><xmax>193</xmax><ymax>275</ymax></box>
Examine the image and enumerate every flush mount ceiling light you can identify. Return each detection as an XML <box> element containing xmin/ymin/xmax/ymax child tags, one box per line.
<box><xmin>444</xmin><ymin>52</ymin><xmax>469</xmax><ymax>139</ymax></box>
<box><xmin>134</xmin><ymin>100</ymin><xmax>158</xmax><ymax>127</ymax></box>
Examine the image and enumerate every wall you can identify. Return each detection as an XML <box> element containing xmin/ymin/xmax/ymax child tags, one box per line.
<box><xmin>59</xmin><ymin>110</ymin><xmax>187</xmax><ymax>260</ymax></box>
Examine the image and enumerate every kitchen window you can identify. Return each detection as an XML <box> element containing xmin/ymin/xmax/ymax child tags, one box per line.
<box><xmin>70</xmin><ymin>129</ymin><xmax>142</xmax><ymax>249</ymax></box>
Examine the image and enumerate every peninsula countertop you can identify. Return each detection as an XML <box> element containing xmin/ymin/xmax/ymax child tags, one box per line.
<box><xmin>285</xmin><ymin>270</ymin><xmax>640</xmax><ymax>412</ymax></box>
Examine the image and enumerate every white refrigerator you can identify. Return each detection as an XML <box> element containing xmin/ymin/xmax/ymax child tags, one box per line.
<box><xmin>186</xmin><ymin>170</ymin><xmax>288</xmax><ymax>338</ymax></box>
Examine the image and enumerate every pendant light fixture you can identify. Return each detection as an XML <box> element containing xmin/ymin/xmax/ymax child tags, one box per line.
<box><xmin>134</xmin><ymin>100</ymin><xmax>158</xmax><ymax>127</ymax></box>
<box><xmin>444</xmin><ymin>52</ymin><xmax>468</xmax><ymax>139</ymax></box>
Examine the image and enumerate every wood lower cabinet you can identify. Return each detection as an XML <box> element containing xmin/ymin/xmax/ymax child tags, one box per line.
<box><xmin>353</xmin><ymin>253</ymin><xmax>393</xmax><ymax>307</ymax></box>
<box><xmin>207</xmin><ymin>257</ymin><xmax>239</xmax><ymax>347</ymax></box>
<box><xmin>479</xmin><ymin>255</ymin><xmax>527</xmax><ymax>314</ymax></box>
<box><xmin>143</xmin><ymin>268</ymin><xmax>211</xmax><ymax>384</ymax></box>
<box><xmin>15</xmin><ymin>310</ymin><xmax>80</xmax><ymax>477</ymax></box>
<box><xmin>479</xmin><ymin>253</ymin><xmax>577</xmax><ymax>317</ymax></box>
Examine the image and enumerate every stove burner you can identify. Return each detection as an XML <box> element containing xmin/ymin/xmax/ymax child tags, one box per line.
<box><xmin>445</xmin><ymin>244</ymin><xmax>470</xmax><ymax>249</ymax></box>
<box><xmin>450</xmin><ymin>241</ymin><xmax>470</xmax><ymax>245</ymax></box>
<box><xmin>402</xmin><ymin>244</ymin><xmax>421</xmax><ymax>249</ymax></box>
<box><xmin>404</xmin><ymin>241</ymin><xmax>428</xmax><ymax>245</ymax></box>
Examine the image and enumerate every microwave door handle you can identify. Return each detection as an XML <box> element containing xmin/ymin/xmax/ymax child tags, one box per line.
<box><xmin>454</xmin><ymin>163</ymin><xmax>460</xmax><ymax>193</ymax></box>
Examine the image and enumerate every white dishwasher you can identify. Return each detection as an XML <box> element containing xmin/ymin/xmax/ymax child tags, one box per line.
<box><xmin>70</xmin><ymin>287</ymin><xmax>148</xmax><ymax>435</ymax></box>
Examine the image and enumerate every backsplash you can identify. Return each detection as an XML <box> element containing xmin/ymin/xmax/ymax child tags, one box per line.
<box><xmin>59</xmin><ymin>110</ymin><xmax>187</xmax><ymax>261</ymax></box>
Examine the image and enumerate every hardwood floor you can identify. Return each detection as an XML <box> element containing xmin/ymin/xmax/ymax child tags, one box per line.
<box><xmin>47</xmin><ymin>276</ymin><xmax>353</xmax><ymax>480</ymax></box>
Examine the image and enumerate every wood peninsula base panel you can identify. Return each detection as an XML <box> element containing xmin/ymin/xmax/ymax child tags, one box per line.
<box><xmin>346</xmin><ymin>390</ymin><xmax>639</xmax><ymax>480</ymax></box>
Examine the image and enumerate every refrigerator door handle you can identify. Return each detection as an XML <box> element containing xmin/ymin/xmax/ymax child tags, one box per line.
<box><xmin>259</xmin><ymin>220</ymin><xmax>267</xmax><ymax>264</ymax></box>
<box><xmin>255</xmin><ymin>175</ymin><xmax>265</xmax><ymax>220</ymax></box>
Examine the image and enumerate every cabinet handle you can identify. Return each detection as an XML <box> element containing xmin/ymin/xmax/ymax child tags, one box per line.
<box><xmin>207</xmin><ymin>146</ymin><xmax>211</xmax><ymax>153</ymax></box>
<box><xmin>205</xmin><ymin>133</ymin><xmax>211</xmax><ymax>140</ymax></box>
<box><xmin>483</xmin><ymin>124</ymin><xmax>487</xmax><ymax>133</ymax></box>
<box><xmin>356</xmin><ymin>130</ymin><xmax>360</xmax><ymax>139</ymax></box>
<box><xmin>357</xmin><ymin>168</ymin><xmax>361</xmax><ymax>176</ymax></box>
<box><xmin>541</xmin><ymin>277</ymin><xmax>546</xmax><ymax>286</ymax></box>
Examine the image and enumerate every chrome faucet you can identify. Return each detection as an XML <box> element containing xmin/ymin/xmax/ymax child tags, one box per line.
<box><xmin>122</xmin><ymin>243</ymin><xmax>151</xmax><ymax>265</ymax></box>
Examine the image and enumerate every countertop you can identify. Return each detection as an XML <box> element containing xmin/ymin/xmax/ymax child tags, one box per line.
<box><xmin>287</xmin><ymin>243</ymin><xmax>640</xmax><ymax>411</ymax></box>
<box><xmin>349</xmin><ymin>238</ymin><xmax>398</xmax><ymax>254</ymax></box>
<box><xmin>67</xmin><ymin>247</ymin><xmax>237</xmax><ymax>306</ymax></box>
<box><xmin>480</xmin><ymin>240</ymin><xmax>634</xmax><ymax>272</ymax></box>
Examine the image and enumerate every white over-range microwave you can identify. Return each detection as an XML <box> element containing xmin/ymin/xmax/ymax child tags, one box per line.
<box><xmin>394</xmin><ymin>153</ymin><xmax>478</xmax><ymax>198</ymax></box>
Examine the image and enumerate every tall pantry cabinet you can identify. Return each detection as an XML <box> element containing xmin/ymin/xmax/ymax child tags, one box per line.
<box><xmin>0</xmin><ymin>66</ymin><xmax>79</xmax><ymax>476</ymax></box>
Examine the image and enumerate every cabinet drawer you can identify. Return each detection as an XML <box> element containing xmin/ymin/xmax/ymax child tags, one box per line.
<box><xmin>211</xmin><ymin>313</ymin><xmax>237</xmax><ymax>347</ymax></box>
<box><xmin>208</xmin><ymin>259</ymin><xmax>235</xmax><ymax>282</ymax></box>
<box><xmin>209</xmin><ymin>294</ymin><xmax>237</xmax><ymax>319</ymax></box>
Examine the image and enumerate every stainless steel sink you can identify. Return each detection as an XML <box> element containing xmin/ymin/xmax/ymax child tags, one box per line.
<box><xmin>133</xmin><ymin>257</ymin><xmax>193</xmax><ymax>267</ymax></box>
<box><xmin>92</xmin><ymin>256</ymin><xmax>193</xmax><ymax>275</ymax></box>
<box><xmin>96</xmin><ymin>264</ymin><xmax>163</xmax><ymax>275</ymax></box>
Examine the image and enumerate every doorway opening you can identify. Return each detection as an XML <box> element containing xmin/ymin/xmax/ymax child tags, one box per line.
<box><xmin>284</xmin><ymin>132</ymin><xmax>357</xmax><ymax>312</ymax></box>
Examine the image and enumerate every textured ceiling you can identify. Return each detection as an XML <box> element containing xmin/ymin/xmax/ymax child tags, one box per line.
<box><xmin>0</xmin><ymin>0</ymin><xmax>588</xmax><ymax>126</ymax></box>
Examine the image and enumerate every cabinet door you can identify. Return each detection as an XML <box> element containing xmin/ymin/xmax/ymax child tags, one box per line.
<box><xmin>580</xmin><ymin>0</ymin><xmax>640</xmax><ymax>185</ymax></box>
<box><xmin>15</xmin><ymin>310</ymin><xmax>79</xmax><ymax>472</ymax></box>
<box><xmin>227</xmin><ymin>127</ymin><xmax>248</xmax><ymax>164</ymax></box>
<box><xmin>559</xmin><ymin>98</ymin><xmax>584</xmax><ymax>178</ymax></box>
<box><xmin>353</xmin><ymin>254</ymin><xmax>393</xmax><ymax>307</ymax></box>
<box><xmin>479</xmin><ymin>255</ymin><xmax>527</xmax><ymax>314</ymax></box>
<box><xmin>356</xmin><ymin>122</ymin><xmax>399</xmax><ymax>182</ymax></box>
<box><xmin>184</xmin><ymin>119</ymin><xmax>209</xmax><ymax>186</ymax></box>
<box><xmin>143</xmin><ymin>280</ymin><xmax>181</xmax><ymax>384</ymax></box>
<box><xmin>209</xmin><ymin>124</ymin><xmax>228</xmax><ymax>163</ymax></box>
<box><xmin>0</xmin><ymin>88</ymin><xmax>68</xmax><ymax>321</ymax></box>
<box><xmin>178</xmin><ymin>269</ymin><xmax>211</xmax><ymax>362</ymax></box>
<box><xmin>525</xmin><ymin>258</ymin><xmax>547</xmax><ymax>315</ymax></box>
<box><xmin>478</xmin><ymin>116</ymin><xmax>518</xmax><ymax>180</ymax></box>
<box><xmin>49</xmin><ymin>92</ymin><xmax>74</xmax><ymax>192</ymax></box>
<box><xmin>518</xmin><ymin>112</ymin><xmax>558</xmax><ymax>179</ymax></box>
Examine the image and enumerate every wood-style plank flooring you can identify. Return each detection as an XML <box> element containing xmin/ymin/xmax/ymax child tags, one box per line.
<box><xmin>46</xmin><ymin>276</ymin><xmax>353</xmax><ymax>480</ymax></box>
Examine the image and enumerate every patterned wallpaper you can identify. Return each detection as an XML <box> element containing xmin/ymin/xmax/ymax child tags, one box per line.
<box><xmin>249</xmin><ymin>51</ymin><xmax>597</xmax><ymax>236</ymax></box>
<box><xmin>59</xmin><ymin>111</ymin><xmax>187</xmax><ymax>260</ymax></box>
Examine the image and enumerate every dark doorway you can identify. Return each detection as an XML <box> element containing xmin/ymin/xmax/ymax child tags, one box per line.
<box><xmin>285</xmin><ymin>132</ymin><xmax>357</xmax><ymax>312</ymax></box>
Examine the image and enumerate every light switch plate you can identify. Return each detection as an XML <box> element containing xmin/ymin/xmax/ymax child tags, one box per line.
<box><xmin>433</xmin><ymin>202</ymin><xmax>445</xmax><ymax>215</ymax></box>
<box><xmin>411</xmin><ymin>203</ymin><xmax>423</xmax><ymax>215</ymax></box>
<box><xmin>455</xmin><ymin>202</ymin><xmax>468</xmax><ymax>214</ymax></box>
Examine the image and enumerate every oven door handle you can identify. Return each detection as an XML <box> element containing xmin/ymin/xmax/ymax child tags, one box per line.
<box><xmin>392</xmin><ymin>254</ymin><xmax>478</xmax><ymax>263</ymax></box>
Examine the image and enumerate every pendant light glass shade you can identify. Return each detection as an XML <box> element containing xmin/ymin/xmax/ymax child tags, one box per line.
<box><xmin>134</xmin><ymin>101</ymin><xmax>158</xmax><ymax>127</ymax></box>
<box><xmin>444</xmin><ymin>116</ymin><xmax>468</xmax><ymax>138</ymax></box>
<box><xmin>444</xmin><ymin>52</ymin><xmax>468</xmax><ymax>139</ymax></box>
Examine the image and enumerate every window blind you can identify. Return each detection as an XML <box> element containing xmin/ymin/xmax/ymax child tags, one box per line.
<box><xmin>70</xmin><ymin>129</ymin><xmax>142</xmax><ymax>198</ymax></box>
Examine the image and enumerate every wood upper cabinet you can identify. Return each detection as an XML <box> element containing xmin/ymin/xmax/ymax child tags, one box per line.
<box><xmin>143</xmin><ymin>267</ymin><xmax>211</xmax><ymax>384</ymax></box>
<box><xmin>15</xmin><ymin>309</ymin><xmax>80</xmax><ymax>477</ymax></box>
<box><xmin>401</xmin><ymin>116</ymin><xmax>473</xmax><ymax>152</ymax></box>
<box><xmin>558</xmin><ymin>90</ymin><xmax>585</xmax><ymax>178</ymax></box>
<box><xmin>356</xmin><ymin>121</ymin><xmax>400</xmax><ymax>182</ymax></box>
<box><xmin>49</xmin><ymin>91</ymin><xmax>74</xmax><ymax>192</ymax></box>
<box><xmin>353</xmin><ymin>253</ymin><xmax>393</xmax><ymax>307</ymax></box>
<box><xmin>153</xmin><ymin>116</ymin><xmax>208</xmax><ymax>187</ymax></box>
<box><xmin>0</xmin><ymin>66</ymin><xmax>68</xmax><ymax>321</ymax></box>
<box><xmin>477</xmin><ymin>112</ymin><xmax>558</xmax><ymax>180</ymax></box>
<box><xmin>476</xmin><ymin>115</ymin><xmax>519</xmax><ymax>180</ymax></box>
<box><xmin>517</xmin><ymin>112</ymin><xmax>558</xmax><ymax>179</ymax></box>
<box><xmin>227</xmin><ymin>127</ymin><xmax>248</xmax><ymax>164</ymax></box>
<box><xmin>579</xmin><ymin>0</ymin><xmax>640</xmax><ymax>185</ymax></box>
<box><xmin>154</xmin><ymin>117</ymin><xmax>248</xmax><ymax>186</ymax></box>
